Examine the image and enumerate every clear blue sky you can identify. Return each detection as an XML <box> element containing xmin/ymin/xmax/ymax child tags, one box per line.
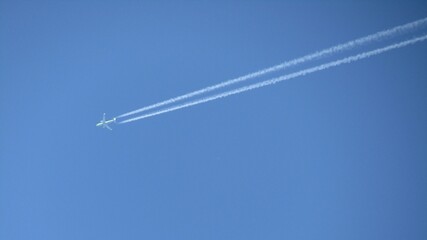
<box><xmin>1</xmin><ymin>1</ymin><xmax>427</xmax><ymax>239</ymax></box>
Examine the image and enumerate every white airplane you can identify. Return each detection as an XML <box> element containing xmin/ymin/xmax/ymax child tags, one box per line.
<box><xmin>96</xmin><ymin>113</ymin><xmax>116</xmax><ymax>130</ymax></box>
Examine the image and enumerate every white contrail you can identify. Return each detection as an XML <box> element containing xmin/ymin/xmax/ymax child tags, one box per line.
<box><xmin>117</xmin><ymin>17</ymin><xmax>427</xmax><ymax>119</ymax></box>
<box><xmin>119</xmin><ymin>34</ymin><xmax>427</xmax><ymax>124</ymax></box>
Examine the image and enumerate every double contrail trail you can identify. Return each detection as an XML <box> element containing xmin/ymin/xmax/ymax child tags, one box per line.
<box><xmin>119</xmin><ymin>34</ymin><xmax>427</xmax><ymax>124</ymax></box>
<box><xmin>116</xmin><ymin>17</ymin><xmax>427</xmax><ymax>119</ymax></box>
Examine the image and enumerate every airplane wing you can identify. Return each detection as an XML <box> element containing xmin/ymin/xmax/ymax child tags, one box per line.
<box><xmin>105</xmin><ymin>125</ymin><xmax>112</xmax><ymax>130</ymax></box>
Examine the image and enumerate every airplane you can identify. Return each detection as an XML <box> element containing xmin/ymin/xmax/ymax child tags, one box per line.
<box><xmin>96</xmin><ymin>113</ymin><xmax>116</xmax><ymax>130</ymax></box>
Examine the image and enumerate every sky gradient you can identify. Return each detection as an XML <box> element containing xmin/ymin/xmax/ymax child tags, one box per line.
<box><xmin>1</xmin><ymin>1</ymin><xmax>427</xmax><ymax>239</ymax></box>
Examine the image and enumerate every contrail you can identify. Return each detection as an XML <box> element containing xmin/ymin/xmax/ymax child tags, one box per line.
<box><xmin>117</xmin><ymin>17</ymin><xmax>427</xmax><ymax>119</ymax></box>
<box><xmin>119</xmin><ymin>34</ymin><xmax>427</xmax><ymax>124</ymax></box>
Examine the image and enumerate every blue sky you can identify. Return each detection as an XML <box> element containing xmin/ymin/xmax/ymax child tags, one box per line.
<box><xmin>1</xmin><ymin>1</ymin><xmax>427</xmax><ymax>239</ymax></box>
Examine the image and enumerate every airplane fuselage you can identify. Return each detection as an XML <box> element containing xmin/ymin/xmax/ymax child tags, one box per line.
<box><xmin>96</xmin><ymin>119</ymin><xmax>115</xmax><ymax>127</ymax></box>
